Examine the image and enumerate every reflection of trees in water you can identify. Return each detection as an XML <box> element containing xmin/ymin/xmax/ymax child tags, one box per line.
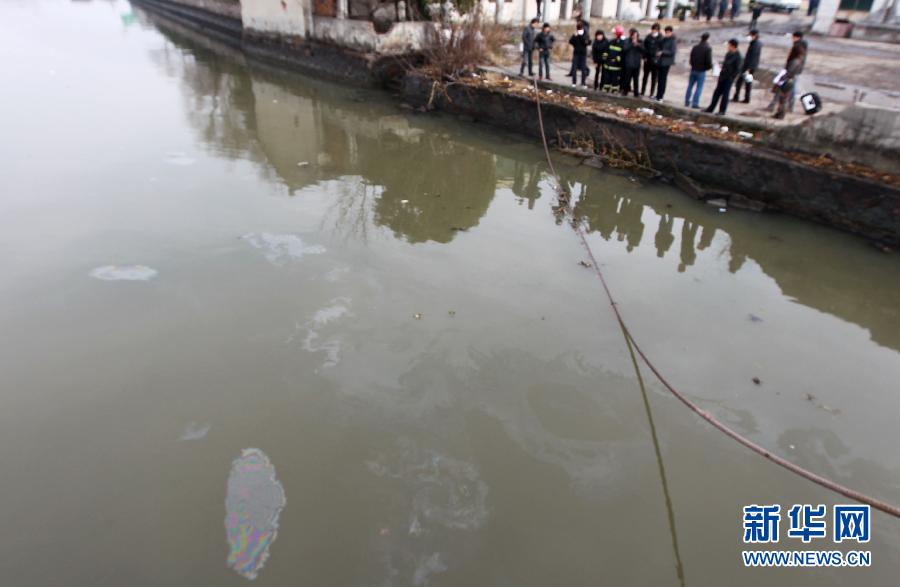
<box><xmin>143</xmin><ymin>12</ymin><xmax>263</xmax><ymax>165</ymax></box>
<box><xmin>322</xmin><ymin>179</ymin><xmax>379</xmax><ymax>244</ymax></box>
<box><xmin>363</xmin><ymin>134</ymin><xmax>496</xmax><ymax>244</ymax></box>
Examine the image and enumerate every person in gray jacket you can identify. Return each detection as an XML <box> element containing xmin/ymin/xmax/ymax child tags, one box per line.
<box><xmin>520</xmin><ymin>18</ymin><xmax>539</xmax><ymax>77</ymax></box>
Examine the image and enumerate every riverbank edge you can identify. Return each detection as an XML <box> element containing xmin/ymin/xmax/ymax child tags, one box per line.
<box><xmin>131</xmin><ymin>0</ymin><xmax>900</xmax><ymax>246</ymax></box>
<box><xmin>132</xmin><ymin>0</ymin><xmax>415</xmax><ymax>87</ymax></box>
<box><xmin>401</xmin><ymin>72</ymin><xmax>900</xmax><ymax>246</ymax></box>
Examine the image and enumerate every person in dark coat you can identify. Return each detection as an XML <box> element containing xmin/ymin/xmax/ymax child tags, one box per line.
<box><xmin>535</xmin><ymin>23</ymin><xmax>555</xmax><ymax>80</ymax></box>
<box><xmin>685</xmin><ymin>32</ymin><xmax>713</xmax><ymax>108</ymax></box>
<box><xmin>520</xmin><ymin>18</ymin><xmax>539</xmax><ymax>76</ymax></box>
<box><xmin>591</xmin><ymin>30</ymin><xmax>609</xmax><ymax>90</ymax></box>
<box><xmin>733</xmin><ymin>29</ymin><xmax>760</xmax><ymax>103</ymax></box>
<box><xmin>718</xmin><ymin>0</ymin><xmax>728</xmax><ymax>18</ymax></box>
<box><xmin>654</xmin><ymin>26</ymin><xmax>677</xmax><ymax>101</ymax></box>
<box><xmin>620</xmin><ymin>29</ymin><xmax>643</xmax><ymax>96</ymax></box>
<box><xmin>641</xmin><ymin>23</ymin><xmax>662</xmax><ymax>97</ymax></box>
<box><xmin>731</xmin><ymin>0</ymin><xmax>741</xmax><ymax>18</ymax></box>
<box><xmin>749</xmin><ymin>0</ymin><xmax>763</xmax><ymax>30</ymax></box>
<box><xmin>567</xmin><ymin>11</ymin><xmax>591</xmax><ymax>78</ymax></box>
<box><xmin>569</xmin><ymin>23</ymin><xmax>591</xmax><ymax>87</ymax></box>
<box><xmin>705</xmin><ymin>38</ymin><xmax>743</xmax><ymax>115</ymax></box>
<box><xmin>603</xmin><ymin>26</ymin><xmax>626</xmax><ymax>93</ymax></box>
<box><xmin>703</xmin><ymin>0</ymin><xmax>714</xmax><ymax>20</ymax></box>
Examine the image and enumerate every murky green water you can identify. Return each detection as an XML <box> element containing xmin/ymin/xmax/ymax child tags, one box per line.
<box><xmin>2</xmin><ymin>1</ymin><xmax>899</xmax><ymax>585</ymax></box>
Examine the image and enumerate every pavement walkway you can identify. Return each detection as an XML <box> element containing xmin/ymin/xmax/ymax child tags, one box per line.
<box><xmin>495</xmin><ymin>11</ymin><xmax>900</xmax><ymax>128</ymax></box>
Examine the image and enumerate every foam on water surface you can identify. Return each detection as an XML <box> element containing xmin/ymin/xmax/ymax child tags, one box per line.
<box><xmin>89</xmin><ymin>265</ymin><xmax>158</xmax><ymax>281</ymax></box>
<box><xmin>241</xmin><ymin>233</ymin><xmax>326</xmax><ymax>265</ymax></box>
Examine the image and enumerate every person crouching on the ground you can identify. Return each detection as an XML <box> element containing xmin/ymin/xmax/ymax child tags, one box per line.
<box><xmin>655</xmin><ymin>26</ymin><xmax>677</xmax><ymax>101</ymax></box>
<box><xmin>641</xmin><ymin>23</ymin><xmax>661</xmax><ymax>97</ymax></box>
<box><xmin>685</xmin><ymin>32</ymin><xmax>713</xmax><ymax>108</ymax></box>
<box><xmin>705</xmin><ymin>38</ymin><xmax>743</xmax><ymax>115</ymax></box>
<box><xmin>603</xmin><ymin>26</ymin><xmax>625</xmax><ymax>92</ymax></box>
<box><xmin>773</xmin><ymin>39</ymin><xmax>805</xmax><ymax>119</ymax></box>
<box><xmin>592</xmin><ymin>30</ymin><xmax>609</xmax><ymax>90</ymax></box>
<box><xmin>520</xmin><ymin>18</ymin><xmax>539</xmax><ymax>77</ymax></box>
<box><xmin>621</xmin><ymin>29</ymin><xmax>643</xmax><ymax>96</ymax></box>
<box><xmin>569</xmin><ymin>24</ymin><xmax>591</xmax><ymax>87</ymax></box>
<box><xmin>733</xmin><ymin>29</ymin><xmax>760</xmax><ymax>103</ymax></box>
<box><xmin>536</xmin><ymin>23</ymin><xmax>555</xmax><ymax>81</ymax></box>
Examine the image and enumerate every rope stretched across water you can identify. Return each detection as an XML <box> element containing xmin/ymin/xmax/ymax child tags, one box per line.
<box><xmin>529</xmin><ymin>78</ymin><xmax>900</xmax><ymax>519</ymax></box>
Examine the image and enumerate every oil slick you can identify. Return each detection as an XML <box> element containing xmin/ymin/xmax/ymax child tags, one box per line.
<box><xmin>225</xmin><ymin>448</ymin><xmax>286</xmax><ymax>581</ymax></box>
<box><xmin>89</xmin><ymin>265</ymin><xmax>158</xmax><ymax>281</ymax></box>
<box><xmin>367</xmin><ymin>440</ymin><xmax>489</xmax><ymax>532</ymax></box>
<box><xmin>241</xmin><ymin>233</ymin><xmax>326</xmax><ymax>265</ymax></box>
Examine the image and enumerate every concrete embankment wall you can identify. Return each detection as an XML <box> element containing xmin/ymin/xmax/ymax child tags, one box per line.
<box><xmin>401</xmin><ymin>73</ymin><xmax>900</xmax><ymax>246</ymax></box>
<box><xmin>135</xmin><ymin>0</ymin><xmax>428</xmax><ymax>86</ymax></box>
<box><xmin>770</xmin><ymin>103</ymin><xmax>900</xmax><ymax>175</ymax></box>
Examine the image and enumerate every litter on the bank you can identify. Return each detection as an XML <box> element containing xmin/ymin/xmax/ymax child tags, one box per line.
<box><xmin>738</xmin><ymin>131</ymin><xmax>754</xmax><ymax>139</ymax></box>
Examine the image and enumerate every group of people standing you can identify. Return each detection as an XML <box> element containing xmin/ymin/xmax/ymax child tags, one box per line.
<box><xmin>567</xmin><ymin>22</ymin><xmax>678</xmax><ymax>101</ymax></box>
<box><xmin>519</xmin><ymin>18</ymin><xmax>808</xmax><ymax>120</ymax></box>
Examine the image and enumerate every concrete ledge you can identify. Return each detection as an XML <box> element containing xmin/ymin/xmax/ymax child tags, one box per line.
<box><xmin>133</xmin><ymin>0</ymin><xmax>243</xmax><ymax>41</ymax></box>
<box><xmin>850</xmin><ymin>22</ymin><xmax>900</xmax><ymax>44</ymax></box>
<box><xmin>312</xmin><ymin>18</ymin><xmax>434</xmax><ymax>54</ymax></box>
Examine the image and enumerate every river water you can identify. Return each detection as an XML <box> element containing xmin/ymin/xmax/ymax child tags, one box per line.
<box><xmin>2</xmin><ymin>1</ymin><xmax>899</xmax><ymax>585</ymax></box>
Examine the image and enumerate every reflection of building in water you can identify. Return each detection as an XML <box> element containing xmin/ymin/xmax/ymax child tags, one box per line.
<box><xmin>148</xmin><ymin>11</ymin><xmax>499</xmax><ymax>244</ymax></box>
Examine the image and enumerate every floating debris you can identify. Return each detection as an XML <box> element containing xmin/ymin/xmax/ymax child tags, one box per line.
<box><xmin>578</xmin><ymin>260</ymin><xmax>593</xmax><ymax>268</ymax></box>
<box><xmin>296</xmin><ymin>161</ymin><xmax>309</xmax><ymax>167</ymax></box>
<box><xmin>225</xmin><ymin>448</ymin><xmax>286</xmax><ymax>581</ymax></box>
<box><xmin>241</xmin><ymin>233</ymin><xmax>326</xmax><ymax>265</ymax></box>
<box><xmin>89</xmin><ymin>265</ymin><xmax>158</xmax><ymax>281</ymax></box>
<box><xmin>752</xmin><ymin>377</ymin><xmax>761</xmax><ymax>385</ymax></box>
<box><xmin>748</xmin><ymin>313</ymin><xmax>764</xmax><ymax>323</ymax></box>
<box><xmin>414</xmin><ymin>313</ymin><xmax>423</xmax><ymax>320</ymax></box>
<box><xmin>447</xmin><ymin>310</ymin><xmax>456</xmax><ymax>316</ymax></box>
<box><xmin>164</xmin><ymin>151</ymin><xmax>196</xmax><ymax>166</ymax></box>
<box><xmin>180</xmin><ymin>421</ymin><xmax>210</xmax><ymax>441</ymax></box>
